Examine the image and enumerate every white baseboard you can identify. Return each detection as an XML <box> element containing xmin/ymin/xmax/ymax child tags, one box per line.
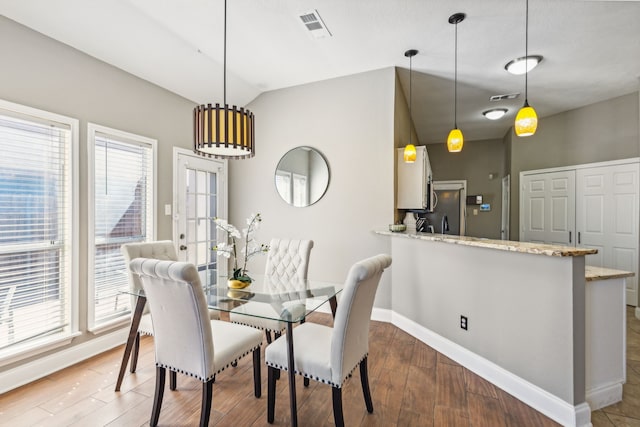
<box><xmin>586</xmin><ymin>382</ymin><xmax>623</xmax><ymax>411</ymax></box>
<box><xmin>390</xmin><ymin>311</ymin><xmax>593</xmax><ymax>427</ymax></box>
<box><xmin>0</xmin><ymin>328</ymin><xmax>128</xmax><ymax>394</ymax></box>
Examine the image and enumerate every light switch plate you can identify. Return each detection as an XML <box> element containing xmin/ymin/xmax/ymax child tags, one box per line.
<box><xmin>164</xmin><ymin>204</ymin><xmax>172</xmax><ymax>216</ymax></box>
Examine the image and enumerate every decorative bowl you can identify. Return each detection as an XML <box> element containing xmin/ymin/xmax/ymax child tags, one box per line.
<box><xmin>228</xmin><ymin>279</ymin><xmax>251</xmax><ymax>289</ymax></box>
<box><xmin>389</xmin><ymin>224</ymin><xmax>407</xmax><ymax>232</ymax></box>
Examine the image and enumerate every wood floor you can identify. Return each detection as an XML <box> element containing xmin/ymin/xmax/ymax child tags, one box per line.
<box><xmin>1</xmin><ymin>308</ymin><xmax>638</xmax><ymax>427</ymax></box>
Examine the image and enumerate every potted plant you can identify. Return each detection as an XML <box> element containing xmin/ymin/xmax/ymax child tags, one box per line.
<box><xmin>212</xmin><ymin>213</ymin><xmax>269</xmax><ymax>289</ymax></box>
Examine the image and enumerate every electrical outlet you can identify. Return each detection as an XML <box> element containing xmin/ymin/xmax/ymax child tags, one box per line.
<box><xmin>460</xmin><ymin>315</ymin><xmax>468</xmax><ymax>330</ymax></box>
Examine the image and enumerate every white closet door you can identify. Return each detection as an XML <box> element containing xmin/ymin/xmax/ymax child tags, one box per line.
<box><xmin>521</xmin><ymin>170</ymin><xmax>576</xmax><ymax>245</ymax></box>
<box><xmin>577</xmin><ymin>163</ymin><xmax>639</xmax><ymax>305</ymax></box>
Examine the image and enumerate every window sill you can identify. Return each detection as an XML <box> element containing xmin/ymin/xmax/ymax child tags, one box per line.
<box><xmin>88</xmin><ymin>317</ymin><xmax>130</xmax><ymax>335</ymax></box>
<box><xmin>0</xmin><ymin>331</ymin><xmax>82</xmax><ymax>367</ymax></box>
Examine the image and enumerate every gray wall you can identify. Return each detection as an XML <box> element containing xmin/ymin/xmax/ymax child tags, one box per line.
<box><xmin>229</xmin><ymin>68</ymin><xmax>396</xmax><ymax>309</ymax></box>
<box><xmin>0</xmin><ymin>16</ymin><xmax>194</xmax><ymax>369</ymax></box>
<box><xmin>391</xmin><ymin>236</ymin><xmax>586</xmax><ymax>407</ymax></box>
<box><xmin>428</xmin><ymin>139</ymin><xmax>505</xmax><ymax>239</ymax></box>
<box><xmin>508</xmin><ymin>92</ymin><xmax>640</xmax><ymax>238</ymax></box>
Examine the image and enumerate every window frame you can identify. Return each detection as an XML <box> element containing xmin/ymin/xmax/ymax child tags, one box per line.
<box><xmin>86</xmin><ymin>123</ymin><xmax>157</xmax><ymax>333</ymax></box>
<box><xmin>0</xmin><ymin>98</ymin><xmax>79</xmax><ymax>365</ymax></box>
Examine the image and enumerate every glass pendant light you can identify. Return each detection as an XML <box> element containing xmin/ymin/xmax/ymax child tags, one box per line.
<box><xmin>403</xmin><ymin>49</ymin><xmax>418</xmax><ymax>163</ymax></box>
<box><xmin>514</xmin><ymin>0</ymin><xmax>538</xmax><ymax>137</ymax></box>
<box><xmin>447</xmin><ymin>13</ymin><xmax>465</xmax><ymax>153</ymax></box>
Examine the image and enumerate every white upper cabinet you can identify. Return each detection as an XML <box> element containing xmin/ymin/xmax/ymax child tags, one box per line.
<box><xmin>396</xmin><ymin>146</ymin><xmax>434</xmax><ymax>211</ymax></box>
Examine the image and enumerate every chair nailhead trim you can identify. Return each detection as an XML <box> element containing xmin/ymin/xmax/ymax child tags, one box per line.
<box><xmin>230</xmin><ymin>321</ymin><xmax>286</xmax><ymax>333</ymax></box>
<box><xmin>265</xmin><ymin>353</ymin><xmax>368</xmax><ymax>389</ymax></box>
<box><xmin>157</xmin><ymin>344</ymin><xmax>261</xmax><ymax>382</ymax></box>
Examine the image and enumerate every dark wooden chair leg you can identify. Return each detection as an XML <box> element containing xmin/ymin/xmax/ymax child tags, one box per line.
<box><xmin>273</xmin><ymin>331</ymin><xmax>281</xmax><ymax>380</ymax></box>
<box><xmin>265</xmin><ymin>330</ymin><xmax>273</xmax><ymax>344</ymax></box>
<box><xmin>169</xmin><ymin>371</ymin><xmax>177</xmax><ymax>391</ymax></box>
<box><xmin>150</xmin><ymin>366</ymin><xmax>166</xmax><ymax>427</ymax></box>
<box><xmin>200</xmin><ymin>378</ymin><xmax>214</xmax><ymax>427</ymax></box>
<box><xmin>360</xmin><ymin>357</ymin><xmax>374</xmax><ymax>413</ymax></box>
<box><xmin>253</xmin><ymin>348</ymin><xmax>261</xmax><ymax>398</ymax></box>
<box><xmin>332</xmin><ymin>386</ymin><xmax>345</xmax><ymax>427</ymax></box>
<box><xmin>130</xmin><ymin>332</ymin><xmax>140</xmax><ymax>373</ymax></box>
<box><xmin>267</xmin><ymin>366</ymin><xmax>277</xmax><ymax>423</ymax></box>
<box><xmin>115</xmin><ymin>296</ymin><xmax>146</xmax><ymax>391</ymax></box>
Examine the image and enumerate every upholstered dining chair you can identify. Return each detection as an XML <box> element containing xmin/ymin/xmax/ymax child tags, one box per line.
<box><xmin>121</xmin><ymin>240</ymin><xmax>219</xmax><ymax>389</ymax></box>
<box><xmin>265</xmin><ymin>254</ymin><xmax>392</xmax><ymax>427</ymax></box>
<box><xmin>129</xmin><ymin>258</ymin><xmax>263</xmax><ymax>427</ymax></box>
<box><xmin>229</xmin><ymin>238</ymin><xmax>314</xmax><ymax>343</ymax></box>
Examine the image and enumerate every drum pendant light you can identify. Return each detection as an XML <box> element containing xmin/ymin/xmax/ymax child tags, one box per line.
<box><xmin>403</xmin><ymin>49</ymin><xmax>418</xmax><ymax>163</ymax></box>
<box><xmin>194</xmin><ymin>0</ymin><xmax>255</xmax><ymax>159</ymax></box>
<box><xmin>515</xmin><ymin>0</ymin><xmax>538</xmax><ymax>137</ymax></box>
<box><xmin>447</xmin><ymin>13</ymin><xmax>465</xmax><ymax>153</ymax></box>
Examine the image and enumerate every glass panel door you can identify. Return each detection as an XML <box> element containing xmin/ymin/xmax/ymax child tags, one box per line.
<box><xmin>175</xmin><ymin>152</ymin><xmax>227</xmax><ymax>285</ymax></box>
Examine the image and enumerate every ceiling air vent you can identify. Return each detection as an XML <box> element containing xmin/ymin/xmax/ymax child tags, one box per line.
<box><xmin>299</xmin><ymin>9</ymin><xmax>332</xmax><ymax>39</ymax></box>
<box><xmin>490</xmin><ymin>93</ymin><xmax>520</xmax><ymax>101</ymax></box>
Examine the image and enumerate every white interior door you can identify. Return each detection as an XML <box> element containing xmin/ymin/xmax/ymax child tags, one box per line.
<box><xmin>174</xmin><ymin>149</ymin><xmax>228</xmax><ymax>283</ymax></box>
<box><xmin>577</xmin><ymin>163</ymin><xmax>639</xmax><ymax>306</ymax></box>
<box><xmin>520</xmin><ymin>170</ymin><xmax>575</xmax><ymax>245</ymax></box>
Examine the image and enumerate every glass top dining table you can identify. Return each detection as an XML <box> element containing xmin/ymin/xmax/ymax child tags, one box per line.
<box><xmin>202</xmin><ymin>272</ymin><xmax>343</xmax><ymax>323</ymax></box>
<box><xmin>116</xmin><ymin>270</ymin><xmax>343</xmax><ymax>427</ymax></box>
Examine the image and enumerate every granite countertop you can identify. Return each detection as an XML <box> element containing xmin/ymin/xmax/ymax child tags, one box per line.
<box><xmin>374</xmin><ymin>228</ymin><xmax>598</xmax><ymax>257</ymax></box>
<box><xmin>585</xmin><ymin>265</ymin><xmax>635</xmax><ymax>281</ymax></box>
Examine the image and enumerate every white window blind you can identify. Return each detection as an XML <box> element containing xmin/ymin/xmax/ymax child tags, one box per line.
<box><xmin>0</xmin><ymin>104</ymin><xmax>76</xmax><ymax>356</ymax></box>
<box><xmin>88</xmin><ymin>124</ymin><xmax>155</xmax><ymax>330</ymax></box>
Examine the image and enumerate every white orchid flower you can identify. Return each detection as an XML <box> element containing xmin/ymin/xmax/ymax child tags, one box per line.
<box><xmin>211</xmin><ymin>213</ymin><xmax>267</xmax><ymax>280</ymax></box>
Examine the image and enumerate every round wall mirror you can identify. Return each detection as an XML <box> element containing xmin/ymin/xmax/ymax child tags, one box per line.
<box><xmin>274</xmin><ymin>146</ymin><xmax>330</xmax><ymax>207</ymax></box>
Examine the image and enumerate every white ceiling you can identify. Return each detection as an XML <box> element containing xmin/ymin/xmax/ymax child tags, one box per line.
<box><xmin>1</xmin><ymin>0</ymin><xmax>639</xmax><ymax>144</ymax></box>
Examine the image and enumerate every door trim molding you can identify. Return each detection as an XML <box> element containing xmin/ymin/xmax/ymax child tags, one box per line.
<box><xmin>521</xmin><ymin>157</ymin><xmax>640</xmax><ymax>177</ymax></box>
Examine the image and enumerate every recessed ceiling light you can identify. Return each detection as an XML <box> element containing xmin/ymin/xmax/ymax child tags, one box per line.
<box><xmin>483</xmin><ymin>108</ymin><xmax>508</xmax><ymax>120</ymax></box>
<box><xmin>504</xmin><ymin>55</ymin><xmax>543</xmax><ymax>75</ymax></box>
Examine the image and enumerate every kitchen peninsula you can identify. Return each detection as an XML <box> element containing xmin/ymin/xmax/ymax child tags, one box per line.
<box><xmin>375</xmin><ymin>230</ymin><xmax>632</xmax><ymax>427</ymax></box>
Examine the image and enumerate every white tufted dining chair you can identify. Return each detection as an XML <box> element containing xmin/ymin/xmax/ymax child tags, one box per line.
<box><xmin>265</xmin><ymin>254</ymin><xmax>392</xmax><ymax>427</ymax></box>
<box><xmin>121</xmin><ymin>240</ymin><xmax>219</xmax><ymax>389</ymax></box>
<box><xmin>229</xmin><ymin>238</ymin><xmax>314</xmax><ymax>343</ymax></box>
<box><xmin>129</xmin><ymin>258</ymin><xmax>263</xmax><ymax>427</ymax></box>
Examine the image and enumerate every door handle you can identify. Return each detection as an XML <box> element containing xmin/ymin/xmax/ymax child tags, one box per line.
<box><xmin>179</xmin><ymin>245</ymin><xmax>187</xmax><ymax>251</ymax></box>
<box><xmin>578</xmin><ymin>232</ymin><xmax>581</xmax><ymax>245</ymax></box>
<box><xmin>569</xmin><ymin>231</ymin><xmax>572</xmax><ymax>243</ymax></box>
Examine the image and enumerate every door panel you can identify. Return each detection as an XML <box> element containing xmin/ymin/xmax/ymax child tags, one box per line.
<box><xmin>521</xmin><ymin>170</ymin><xmax>575</xmax><ymax>245</ymax></box>
<box><xmin>577</xmin><ymin>163</ymin><xmax>639</xmax><ymax>306</ymax></box>
<box><xmin>174</xmin><ymin>151</ymin><xmax>227</xmax><ymax>283</ymax></box>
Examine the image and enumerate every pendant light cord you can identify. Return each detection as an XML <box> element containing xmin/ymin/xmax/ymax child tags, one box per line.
<box><xmin>223</xmin><ymin>0</ymin><xmax>227</xmax><ymax>106</ymax></box>
<box><xmin>409</xmin><ymin>54</ymin><xmax>412</xmax><ymax>144</ymax></box>
<box><xmin>454</xmin><ymin>19</ymin><xmax>458</xmax><ymax>128</ymax></box>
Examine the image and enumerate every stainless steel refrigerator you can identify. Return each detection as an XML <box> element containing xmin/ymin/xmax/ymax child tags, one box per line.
<box><xmin>421</xmin><ymin>189</ymin><xmax>463</xmax><ymax>235</ymax></box>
